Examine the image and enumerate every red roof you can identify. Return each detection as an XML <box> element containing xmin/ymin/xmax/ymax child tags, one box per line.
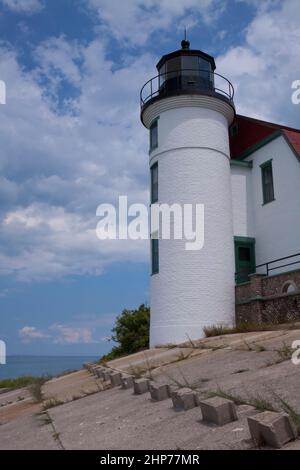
<box><xmin>283</xmin><ymin>129</ymin><xmax>300</xmax><ymax>159</ymax></box>
<box><xmin>230</xmin><ymin>115</ymin><xmax>300</xmax><ymax>160</ymax></box>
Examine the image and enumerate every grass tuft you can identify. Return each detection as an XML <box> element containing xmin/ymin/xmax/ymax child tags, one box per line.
<box><xmin>203</xmin><ymin>321</ymin><xmax>294</xmax><ymax>338</ymax></box>
<box><xmin>250</xmin><ymin>395</ymin><xmax>275</xmax><ymax>412</ymax></box>
<box><xmin>203</xmin><ymin>325</ymin><xmax>235</xmax><ymax>337</ymax></box>
<box><xmin>276</xmin><ymin>342</ymin><xmax>294</xmax><ymax>362</ymax></box>
<box><xmin>254</xmin><ymin>344</ymin><xmax>267</xmax><ymax>352</ymax></box>
<box><xmin>29</xmin><ymin>377</ymin><xmax>50</xmax><ymax>403</ymax></box>
<box><xmin>42</xmin><ymin>398</ymin><xmax>65</xmax><ymax>410</ymax></box>
<box><xmin>275</xmin><ymin>395</ymin><xmax>300</xmax><ymax>434</ymax></box>
<box><xmin>209</xmin><ymin>388</ymin><xmax>275</xmax><ymax>412</ymax></box>
<box><xmin>207</xmin><ymin>388</ymin><xmax>247</xmax><ymax>406</ymax></box>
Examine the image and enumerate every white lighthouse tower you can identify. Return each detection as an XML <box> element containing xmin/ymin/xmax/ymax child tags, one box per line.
<box><xmin>140</xmin><ymin>40</ymin><xmax>236</xmax><ymax>347</ymax></box>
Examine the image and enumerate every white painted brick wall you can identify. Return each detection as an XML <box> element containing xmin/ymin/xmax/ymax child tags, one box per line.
<box><xmin>231</xmin><ymin>165</ymin><xmax>255</xmax><ymax>238</ymax></box>
<box><xmin>147</xmin><ymin>99</ymin><xmax>235</xmax><ymax>346</ymax></box>
<box><xmin>245</xmin><ymin>135</ymin><xmax>300</xmax><ymax>273</ymax></box>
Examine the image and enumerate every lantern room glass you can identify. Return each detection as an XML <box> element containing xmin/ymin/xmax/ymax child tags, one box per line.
<box><xmin>158</xmin><ymin>54</ymin><xmax>214</xmax><ymax>95</ymax></box>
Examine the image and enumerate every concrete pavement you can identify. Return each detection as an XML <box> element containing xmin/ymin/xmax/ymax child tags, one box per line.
<box><xmin>0</xmin><ymin>326</ymin><xmax>300</xmax><ymax>449</ymax></box>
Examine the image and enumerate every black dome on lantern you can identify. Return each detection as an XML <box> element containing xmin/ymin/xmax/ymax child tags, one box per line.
<box><xmin>156</xmin><ymin>43</ymin><xmax>216</xmax><ymax>71</ymax></box>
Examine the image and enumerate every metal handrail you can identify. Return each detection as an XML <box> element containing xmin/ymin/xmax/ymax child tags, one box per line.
<box><xmin>235</xmin><ymin>252</ymin><xmax>300</xmax><ymax>282</ymax></box>
<box><xmin>256</xmin><ymin>252</ymin><xmax>300</xmax><ymax>276</ymax></box>
<box><xmin>140</xmin><ymin>68</ymin><xmax>235</xmax><ymax>109</ymax></box>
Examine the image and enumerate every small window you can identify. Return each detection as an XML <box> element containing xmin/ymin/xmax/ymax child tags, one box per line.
<box><xmin>151</xmin><ymin>162</ymin><xmax>158</xmax><ymax>204</ymax></box>
<box><xmin>166</xmin><ymin>56</ymin><xmax>181</xmax><ymax>78</ymax></box>
<box><xmin>238</xmin><ymin>246</ymin><xmax>251</xmax><ymax>262</ymax></box>
<box><xmin>261</xmin><ymin>160</ymin><xmax>275</xmax><ymax>204</ymax></box>
<box><xmin>151</xmin><ymin>238</ymin><xmax>159</xmax><ymax>275</ymax></box>
<box><xmin>198</xmin><ymin>57</ymin><xmax>212</xmax><ymax>82</ymax></box>
<box><xmin>150</xmin><ymin>119</ymin><xmax>158</xmax><ymax>151</ymax></box>
<box><xmin>234</xmin><ymin>237</ymin><xmax>256</xmax><ymax>284</ymax></box>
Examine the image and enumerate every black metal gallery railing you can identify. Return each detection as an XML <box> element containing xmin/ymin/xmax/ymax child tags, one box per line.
<box><xmin>140</xmin><ymin>69</ymin><xmax>235</xmax><ymax>110</ymax></box>
<box><xmin>235</xmin><ymin>252</ymin><xmax>300</xmax><ymax>284</ymax></box>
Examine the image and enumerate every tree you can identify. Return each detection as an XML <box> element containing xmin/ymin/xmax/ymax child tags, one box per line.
<box><xmin>100</xmin><ymin>304</ymin><xmax>150</xmax><ymax>361</ymax></box>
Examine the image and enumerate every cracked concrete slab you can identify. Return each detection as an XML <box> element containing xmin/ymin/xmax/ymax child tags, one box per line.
<box><xmin>0</xmin><ymin>387</ymin><xmax>30</xmax><ymax>407</ymax></box>
<box><xmin>48</xmin><ymin>386</ymin><xmax>258</xmax><ymax>450</ymax></box>
<box><xmin>0</xmin><ymin>412</ymin><xmax>61</xmax><ymax>450</ymax></box>
<box><xmin>43</xmin><ymin>370</ymin><xmax>105</xmax><ymax>403</ymax></box>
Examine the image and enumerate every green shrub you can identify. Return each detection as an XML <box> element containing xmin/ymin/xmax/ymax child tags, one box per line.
<box><xmin>100</xmin><ymin>304</ymin><xmax>150</xmax><ymax>361</ymax></box>
<box><xmin>0</xmin><ymin>375</ymin><xmax>48</xmax><ymax>390</ymax></box>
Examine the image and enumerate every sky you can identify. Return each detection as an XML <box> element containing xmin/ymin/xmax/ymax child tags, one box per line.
<box><xmin>0</xmin><ymin>0</ymin><xmax>299</xmax><ymax>357</ymax></box>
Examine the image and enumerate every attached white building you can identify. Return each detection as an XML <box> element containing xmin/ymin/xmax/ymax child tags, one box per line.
<box><xmin>230</xmin><ymin>115</ymin><xmax>300</xmax><ymax>281</ymax></box>
<box><xmin>140</xmin><ymin>41</ymin><xmax>300</xmax><ymax>347</ymax></box>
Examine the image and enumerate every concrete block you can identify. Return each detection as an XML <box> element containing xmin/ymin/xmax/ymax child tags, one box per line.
<box><xmin>149</xmin><ymin>382</ymin><xmax>171</xmax><ymax>401</ymax></box>
<box><xmin>95</xmin><ymin>368</ymin><xmax>105</xmax><ymax>378</ymax></box>
<box><xmin>90</xmin><ymin>367</ymin><xmax>98</xmax><ymax>375</ymax></box>
<box><xmin>109</xmin><ymin>371</ymin><xmax>122</xmax><ymax>387</ymax></box>
<box><xmin>248</xmin><ymin>411</ymin><xmax>298</xmax><ymax>449</ymax></box>
<box><xmin>133</xmin><ymin>378</ymin><xmax>150</xmax><ymax>395</ymax></box>
<box><xmin>199</xmin><ymin>397</ymin><xmax>238</xmax><ymax>425</ymax></box>
<box><xmin>101</xmin><ymin>370</ymin><xmax>111</xmax><ymax>381</ymax></box>
<box><xmin>171</xmin><ymin>388</ymin><xmax>198</xmax><ymax>411</ymax></box>
<box><xmin>121</xmin><ymin>375</ymin><xmax>134</xmax><ymax>389</ymax></box>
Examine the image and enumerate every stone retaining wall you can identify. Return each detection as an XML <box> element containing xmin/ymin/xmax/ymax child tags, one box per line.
<box><xmin>235</xmin><ymin>270</ymin><xmax>300</xmax><ymax>325</ymax></box>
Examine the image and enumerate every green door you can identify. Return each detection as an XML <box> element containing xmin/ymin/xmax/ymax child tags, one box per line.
<box><xmin>234</xmin><ymin>237</ymin><xmax>256</xmax><ymax>284</ymax></box>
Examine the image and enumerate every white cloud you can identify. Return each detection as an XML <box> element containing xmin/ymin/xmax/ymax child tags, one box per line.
<box><xmin>1</xmin><ymin>203</ymin><xmax>148</xmax><ymax>281</ymax></box>
<box><xmin>86</xmin><ymin>0</ymin><xmax>225</xmax><ymax>45</ymax></box>
<box><xmin>18</xmin><ymin>323</ymin><xmax>99</xmax><ymax>344</ymax></box>
<box><xmin>50</xmin><ymin>324</ymin><xmax>95</xmax><ymax>344</ymax></box>
<box><xmin>19</xmin><ymin>326</ymin><xmax>50</xmax><ymax>341</ymax></box>
<box><xmin>34</xmin><ymin>37</ymin><xmax>83</xmax><ymax>93</ymax></box>
<box><xmin>0</xmin><ymin>39</ymin><xmax>150</xmax><ymax>281</ymax></box>
<box><xmin>1</xmin><ymin>0</ymin><xmax>43</xmax><ymax>13</ymax></box>
<box><xmin>217</xmin><ymin>0</ymin><xmax>300</xmax><ymax>122</ymax></box>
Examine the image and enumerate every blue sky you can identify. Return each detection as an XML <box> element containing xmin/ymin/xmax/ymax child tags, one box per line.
<box><xmin>0</xmin><ymin>0</ymin><xmax>299</xmax><ymax>356</ymax></box>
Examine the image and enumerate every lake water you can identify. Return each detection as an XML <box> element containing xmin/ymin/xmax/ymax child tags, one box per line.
<box><xmin>0</xmin><ymin>355</ymin><xmax>99</xmax><ymax>380</ymax></box>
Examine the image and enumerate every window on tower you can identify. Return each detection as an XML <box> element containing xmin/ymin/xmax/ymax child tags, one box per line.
<box><xmin>150</xmin><ymin>162</ymin><xmax>158</xmax><ymax>204</ymax></box>
<box><xmin>151</xmin><ymin>238</ymin><xmax>159</xmax><ymax>275</ymax></box>
<box><xmin>261</xmin><ymin>160</ymin><xmax>275</xmax><ymax>204</ymax></box>
<box><xmin>150</xmin><ymin>119</ymin><xmax>158</xmax><ymax>151</ymax></box>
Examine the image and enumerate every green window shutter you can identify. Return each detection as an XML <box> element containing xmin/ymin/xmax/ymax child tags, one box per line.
<box><xmin>150</xmin><ymin>162</ymin><xmax>158</xmax><ymax>204</ymax></box>
<box><xmin>260</xmin><ymin>160</ymin><xmax>275</xmax><ymax>204</ymax></box>
<box><xmin>149</xmin><ymin>119</ymin><xmax>158</xmax><ymax>151</ymax></box>
<box><xmin>151</xmin><ymin>238</ymin><xmax>159</xmax><ymax>275</ymax></box>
